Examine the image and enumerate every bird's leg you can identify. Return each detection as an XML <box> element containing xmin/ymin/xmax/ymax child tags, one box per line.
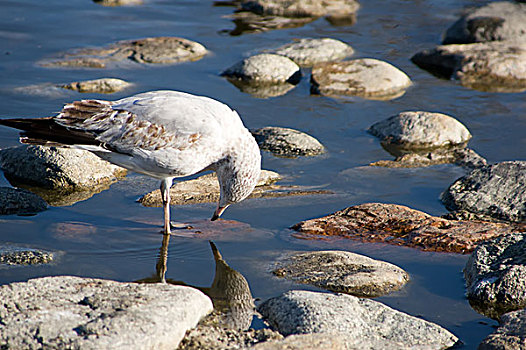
<box><xmin>160</xmin><ymin>178</ymin><xmax>173</xmax><ymax>235</ymax></box>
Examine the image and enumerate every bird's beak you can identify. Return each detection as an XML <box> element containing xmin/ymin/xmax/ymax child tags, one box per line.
<box><xmin>211</xmin><ymin>205</ymin><xmax>228</xmax><ymax>221</ymax></box>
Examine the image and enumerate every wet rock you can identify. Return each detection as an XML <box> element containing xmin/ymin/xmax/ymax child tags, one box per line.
<box><xmin>0</xmin><ymin>187</ymin><xmax>47</xmax><ymax>215</ymax></box>
<box><xmin>441</xmin><ymin>161</ymin><xmax>526</xmax><ymax>223</ymax></box>
<box><xmin>222</xmin><ymin>53</ymin><xmax>301</xmax><ymax>84</ymax></box>
<box><xmin>271</xmin><ymin>250</ymin><xmax>409</xmax><ymax>297</ymax></box>
<box><xmin>40</xmin><ymin>37</ymin><xmax>207</xmax><ymax>68</ymax></box>
<box><xmin>311</xmin><ymin>59</ymin><xmax>412</xmax><ymax>100</ymax></box>
<box><xmin>251</xmin><ymin>127</ymin><xmax>325</xmax><ymax>157</ymax></box>
<box><xmin>272</xmin><ymin>38</ymin><xmax>353</xmax><ymax>67</ymax></box>
<box><xmin>370</xmin><ymin>147</ymin><xmax>487</xmax><ymax>169</ymax></box>
<box><xmin>240</xmin><ymin>0</ymin><xmax>360</xmax><ymax>19</ymax></box>
<box><xmin>139</xmin><ymin>170</ymin><xmax>331</xmax><ymax>207</ymax></box>
<box><xmin>225</xmin><ymin>11</ymin><xmax>315</xmax><ymax>36</ymax></box>
<box><xmin>258</xmin><ymin>290</ymin><xmax>459</xmax><ymax>349</ymax></box>
<box><xmin>0</xmin><ymin>145</ymin><xmax>127</xmax><ymax>191</ymax></box>
<box><xmin>0</xmin><ymin>244</ymin><xmax>54</xmax><ymax>265</ymax></box>
<box><xmin>93</xmin><ymin>0</ymin><xmax>143</xmax><ymax>6</ymax></box>
<box><xmin>411</xmin><ymin>40</ymin><xmax>526</xmax><ymax>92</ymax></box>
<box><xmin>478</xmin><ymin>309</ymin><xmax>526</xmax><ymax>349</ymax></box>
<box><xmin>369</xmin><ymin>111</ymin><xmax>471</xmax><ymax>149</ymax></box>
<box><xmin>0</xmin><ymin>276</ymin><xmax>212</xmax><ymax>349</ymax></box>
<box><xmin>464</xmin><ymin>233</ymin><xmax>526</xmax><ymax>319</ymax></box>
<box><xmin>226</xmin><ymin>79</ymin><xmax>297</xmax><ymax>98</ymax></box>
<box><xmin>249</xmin><ymin>333</ymin><xmax>346</xmax><ymax>350</ymax></box>
<box><xmin>443</xmin><ymin>1</ymin><xmax>526</xmax><ymax>44</ymax></box>
<box><xmin>60</xmin><ymin>78</ymin><xmax>133</xmax><ymax>93</ymax></box>
<box><xmin>291</xmin><ymin>203</ymin><xmax>526</xmax><ymax>254</ymax></box>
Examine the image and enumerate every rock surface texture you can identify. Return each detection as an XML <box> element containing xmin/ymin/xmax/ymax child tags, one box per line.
<box><xmin>0</xmin><ymin>245</ymin><xmax>54</xmax><ymax>265</ymax></box>
<box><xmin>222</xmin><ymin>53</ymin><xmax>301</xmax><ymax>84</ymax></box>
<box><xmin>271</xmin><ymin>250</ymin><xmax>409</xmax><ymax>297</ymax></box>
<box><xmin>369</xmin><ymin>111</ymin><xmax>472</xmax><ymax>149</ymax></box>
<box><xmin>464</xmin><ymin>233</ymin><xmax>526</xmax><ymax>319</ymax></box>
<box><xmin>240</xmin><ymin>0</ymin><xmax>360</xmax><ymax>19</ymax></box>
<box><xmin>311</xmin><ymin>58</ymin><xmax>412</xmax><ymax>100</ymax></box>
<box><xmin>0</xmin><ymin>187</ymin><xmax>47</xmax><ymax>215</ymax></box>
<box><xmin>40</xmin><ymin>37</ymin><xmax>207</xmax><ymax>68</ymax></box>
<box><xmin>291</xmin><ymin>202</ymin><xmax>526</xmax><ymax>253</ymax></box>
<box><xmin>61</xmin><ymin>78</ymin><xmax>132</xmax><ymax>93</ymax></box>
<box><xmin>0</xmin><ymin>276</ymin><xmax>213</xmax><ymax>349</ymax></box>
<box><xmin>0</xmin><ymin>145</ymin><xmax>126</xmax><ymax>191</ymax></box>
<box><xmin>258</xmin><ymin>290</ymin><xmax>459</xmax><ymax>349</ymax></box>
<box><xmin>272</xmin><ymin>38</ymin><xmax>353</xmax><ymax>66</ymax></box>
<box><xmin>411</xmin><ymin>40</ymin><xmax>526</xmax><ymax>92</ymax></box>
<box><xmin>478</xmin><ymin>309</ymin><xmax>526</xmax><ymax>349</ymax></box>
<box><xmin>251</xmin><ymin>127</ymin><xmax>325</xmax><ymax>157</ymax></box>
<box><xmin>442</xmin><ymin>161</ymin><xmax>526</xmax><ymax>223</ymax></box>
<box><xmin>443</xmin><ymin>1</ymin><xmax>526</xmax><ymax>44</ymax></box>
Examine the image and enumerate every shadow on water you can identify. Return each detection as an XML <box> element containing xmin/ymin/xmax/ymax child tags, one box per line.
<box><xmin>137</xmin><ymin>235</ymin><xmax>255</xmax><ymax>330</ymax></box>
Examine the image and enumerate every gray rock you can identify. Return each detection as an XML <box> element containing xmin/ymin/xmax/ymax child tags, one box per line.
<box><xmin>441</xmin><ymin>161</ymin><xmax>526</xmax><ymax>223</ymax></box>
<box><xmin>258</xmin><ymin>290</ymin><xmax>459</xmax><ymax>349</ymax></box>
<box><xmin>0</xmin><ymin>145</ymin><xmax>127</xmax><ymax>191</ymax></box>
<box><xmin>240</xmin><ymin>0</ymin><xmax>360</xmax><ymax>19</ymax></box>
<box><xmin>0</xmin><ymin>187</ymin><xmax>47</xmax><ymax>215</ymax></box>
<box><xmin>222</xmin><ymin>53</ymin><xmax>301</xmax><ymax>84</ymax></box>
<box><xmin>226</xmin><ymin>79</ymin><xmax>297</xmax><ymax>98</ymax></box>
<box><xmin>0</xmin><ymin>276</ymin><xmax>213</xmax><ymax>349</ymax></box>
<box><xmin>40</xmin><ymin>37</ymin><xmax>207</xmax><ymax>68</ymax></box>
<box><xmin>272</xmin><ymin>250</ymin><xmax>409</xmax><ymax>297</ymax></box>
<box><xmin>478</xmin><ymin>309</ymin><xmax>526</xmax><ymax>349</ymax></box>
<box><xmin>443</xmin><ymin>1</ymin><xmax>526</xmax><ymax>44</ymax></box>
<box><xmin>249</xmin><ymin>333</ymin><xmax>347</xmax><ymax>350</ymax></box>
<box><xmin>411</xmin><ymin>40</ymin><xmax>526</xmax><ymax>92</ymax></box>
<box><xmin>0</xmin><ymin>244</ymin><xmax>54</xmax><ymax>265</ymax></box>
<box><xmin>464</xmin><ymin>233</ymin><xmax>526</xmax><ymax>319</ymax></box>
<box><xmin>226</xmin><ymin>11</ymin><xmax>316</xmax><ymax>36</ymax></box>
<box><xmin>369</xmin><ymin>111</ymin><xmax>472</xmax><ymax>149</ymax></box>
<box><xmin>272</xmin><ymin>38</ymin><xmax>353</xmax><ymax>67</ymax></box>
<box><xmin>311</xmin><ymin>58</ymin><xmax>412</xmax><ymax>100</ymax></box>
<box><xmin>251</xmin><ymin>127</ymin><xmax>325</xmax><ymax>157</ymax></box>
<box><xmin>60</xmin><ymin>78</ymin><xmax>133</xmax><ymax>93</ymax></box>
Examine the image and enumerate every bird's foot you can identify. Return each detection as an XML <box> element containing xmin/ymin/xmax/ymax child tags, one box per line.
<box><xmin>160</xmin><ymin>221</ymin><xmax>193</xmax><ymax>234</ymax></box>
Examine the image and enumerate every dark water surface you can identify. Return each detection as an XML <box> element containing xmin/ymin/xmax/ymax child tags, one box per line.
<box><xmin>1</xmin><ymin>0</ymin><xmax>525</xmax><ymax>348</ymax></box>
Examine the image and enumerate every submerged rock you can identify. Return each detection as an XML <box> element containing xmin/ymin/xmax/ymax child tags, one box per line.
<box><xmin>291</xmin><ymin>202</ymin><xmax>526</xmax><ymax>254</ymax></box>
<box><xmin>0</xmin><ymin>276</ymin><xmax>212</xmax><ymax>349</ymax></box>
<box><xmin>369</xmin><ymin>111</ymin><xmax>472</xmax><ymax>149</ymax></box>
<box><xmin>0</xmin><ymin>187</ymin><xmax>47</xmax><ymax>215</ymax></box>
<box><xmin>443</xmin><ymin>1</ymin><xmax>526</xmax><ymax>44</ymax></box>
<box><xmin>251</xmin><ymin>127</ymin><xmax>325</xmax><ymax>157</ymax></box>
<box><xmin>0</xmin><ymin>244</ymin><xmax>54</xmax><ymax>265</ymax></box>
<box><xmin>311</xmin><ymin>58</ymin><xmax>412</xmax><ymax>100</ymax></box>
<box><xmin>138</xmin><ymin>170</ymin><xmax>330</xmax><ymax>207</ymax></box>
<box><xmin>272</xmin><ymin>38</ymin><xmax>353</xmax><ymax>66</ymax></box>
<box><xmin>222</xmin><ymin>53</ymin><xmax>301</xmax><ymax>84</ymax></box>
<box><xmin>258</xmin><ymin>290</ymin><xmax>458</xmax><ymax>349</ymax></box>
<box><xmin>271</xmin><ymin>250</ymin><xmax>409</xmax><ymax>297</ymax></box>
<box><xmin>93</xmin><ymin>0</ymin><xmax>143</xmax><ymax>6</ymax></box>
<box><xmin>240</xmin><ymin>0</ymin><xmax>360</xmax><ymax>19</ymax></box>
<box><xmin>464</xmin><ymin>233</ymin><xmax>526</xmax><ymax>319</ymax></box>
<box><xmin>60</xmin><ymin>78</ymin><xmax>132</xmax><ymax>93</ymax></box>
<box><xmin>478</xmin><ymin>309</ymin><xmax>526</xmax><ymax>349</ymax></box>
<box><xmin>225</xmin><ymin>79</ymin><xmax>297</xmax><ymax>98</ymax></box>
<box><xmin>225</xmin><ymin>11</ymin><xmax>315</xmax><ymax>36</ymax></box>
<box><xmin>441</xmin><ymin>161</ymin><xmax>526</xmax><ymax>223</ymax></box>
<box><xmin>0</xmin><ymin>145</ymin><xmax>126</xmax><ymax>191</ymax></box>
<box><xmin>40</xmin><ymin>37</ymin><xmax>207</xmax><ymax>68</ymax></box>
<box><xmin>411</xmin><ymin>40</ymin><xmax>526</xmax><ymax>92</ymax></box>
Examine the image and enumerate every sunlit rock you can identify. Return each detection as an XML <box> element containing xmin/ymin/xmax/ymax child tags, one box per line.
<box><xmin>443</xmin><ymin>1</ymin><xmax>526</xmax><ymax>44</ymax></box>
<box><xmin>0</xmin><ymin>187</ymin><xmax>47</xmax><ymax>215</ymax></box>
<box><xmin>271</xmin><ymin>250</ymin><xmax>409</xmax><ymax>297</ymax></box>
<box><xmin>291</xmin><ymin>202</ymin><xmax>526</xmax><ymax>254</ymax></box>
<box><xmin>251</xmin><ymin>126</ymin><xmax>325</xmax><ymax>157</ymax></box>
<box><xmin>60</xmin><ymin>78</ymin><xmax>132</xmax><ymax>93</ymax></box>
<box><xmin>311</xmin><ymin>58</ymin><xmax>412</xmax><ymax>100</ymax></box>
<box><xmin>442</xmin><ymin>161</ymin><xmax>526</xmax><ymax>223</ymax></box>
<box><xmin>258</xmin><ymin>290</ymin><xmax>458</xmax><ymax>349</ymax></box>
<box><xmin>40</xmin><ymin>37</ymin><xmax>207</xmax><ymax>68</ymax></box>
<box><xmin>465</xmin><ymin>233</ymin><xmax>526</xmax><ymax>319</ymax></box>
<box><xmin>240</xmin><ymin>0</ymin><xmax>360</xmax><ymax>19</ymax></box>
<box><xmin>0</xmin><ymin>244</ymin><xmax>54</xmax><ymax>265</ymax></box>
<box><xmin>271</xmin><ymin>38</ymin><xmax>353</xmax><ymax>67</ymax></box>
<box><xmin>222</xmin><ymin>53</ymin><xmax>301</xmax><ymax>84</ymax></box>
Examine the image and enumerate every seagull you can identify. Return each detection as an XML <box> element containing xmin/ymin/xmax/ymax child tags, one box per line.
<box><xmin>0</xmin><ymin>90</ymin><xmax>261</xmax><ymax>234</ymax></box>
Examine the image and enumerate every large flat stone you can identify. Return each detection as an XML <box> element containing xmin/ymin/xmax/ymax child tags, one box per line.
<box><xmin>291</xmin><ymin>202</ymin><xmax>525</xmax><ymax>254</ymax></box>
<box><xmin>0</xmin><ymin>276</ymin><xmax>213</xmax><ymax>349</ymax></box>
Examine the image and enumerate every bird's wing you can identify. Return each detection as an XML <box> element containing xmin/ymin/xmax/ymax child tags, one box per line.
<box><xmin>55</xmin><ymin>90</ymin><xmax>242</xmax><ymax>155</ymax></box>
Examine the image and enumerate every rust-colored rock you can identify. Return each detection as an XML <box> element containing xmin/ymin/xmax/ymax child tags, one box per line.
<box><xmin>291</xmin><ymin>203</ymin><xmax>526</xmax><ymax>254</ymax></box>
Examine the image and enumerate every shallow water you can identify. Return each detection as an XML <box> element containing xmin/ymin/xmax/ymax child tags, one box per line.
<box><xmin>1</xmin><ymin>0</ymin><xmax>524</xmax><ymax>347</ymax></box>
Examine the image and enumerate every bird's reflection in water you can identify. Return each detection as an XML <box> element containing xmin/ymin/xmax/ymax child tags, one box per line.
<box><xmin>138</xmin><ymin>235</ymin><xmax>255</xmax><ymax>330</ymax></box>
